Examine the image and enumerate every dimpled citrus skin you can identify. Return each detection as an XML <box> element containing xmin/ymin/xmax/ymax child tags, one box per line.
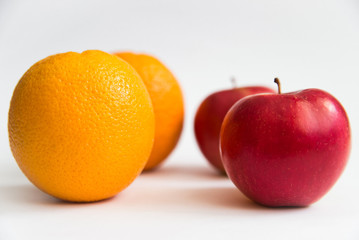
<box><xmin>8</xmin><ymin>50</ymin><xmax>155</xmax><ymax>202</ymax></box>
<box><xmin>115</xmin><ymin>52</ymin><xmax>184</xmax><ymax>170</ymax></box>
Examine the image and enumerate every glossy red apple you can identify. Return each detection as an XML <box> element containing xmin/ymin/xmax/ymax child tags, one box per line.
<box><xmin>220</xmin><ymin>78</ymin><xmax>351</xmax><ymax>207</ymax></box>
<box><xmin>194</xmin><ymin>82</ymin><xmax>275</xmax><ymax>173</ymax></box>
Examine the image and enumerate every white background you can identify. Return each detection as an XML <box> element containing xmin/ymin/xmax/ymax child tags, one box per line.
<box><xmin>1</xmin><ymin>0</ymin><xmax>359</xmax><ymax>239</ymax></box>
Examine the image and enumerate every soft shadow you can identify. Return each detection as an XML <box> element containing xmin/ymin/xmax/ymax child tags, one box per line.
<box><xmin>188</xmin><ymin>186</ymin><xmax>308</xmax><ymax>211</ymax></box>
<box><xmin>188</xmin><ymin>186</ymin><xmax>262</xmax><ymax>210</ymax></box>
<box><xmin>0</xmin><ymin>184</ymin><xmax>117</xmax><ymax>214</ymax></box>
<box><xmin>0</xmin><ymin>162</ymin><xmax>308</xmax><ymax>212</ymax></box>
<box><xmin>127</xmin><ymin>184</ymin><xmax>310</xmax><ymax>213</ymax></box>
<box><xmin>141</xmin><ymin>164</ymin><xmax>227</xmax><ymax>181</ymax></box>
<box><xmin>0</xmin><ymin>162</ymin><xmax>121</xmax><ymax>210</ymax></box>
<box><xmin>0</xmin><ymin>184</ymin><xmax>58</xmax><ymax>204</ymax></box>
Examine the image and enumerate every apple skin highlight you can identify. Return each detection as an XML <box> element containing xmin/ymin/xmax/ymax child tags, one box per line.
<box><xmin>194</xmin><ymin>86</ymin><xmax>275</xmax><ymax>173</ymax></box>
<box><xmin>220</xmin><ymin>88</ymin><xmax>351</xmax><ymax>207</ymax></box>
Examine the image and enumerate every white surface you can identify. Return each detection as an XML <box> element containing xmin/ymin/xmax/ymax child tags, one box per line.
<box><xmin>1</xmin><ymin>0</ymin><xmax>359</xmax><ymax>239</ymax></box>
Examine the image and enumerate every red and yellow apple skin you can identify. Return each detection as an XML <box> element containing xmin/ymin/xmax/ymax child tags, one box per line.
<box><xmin>194</xmin><ymin>86</ymin><xmax>275</xmax><ymax>173</ymax></box>
<box><xmin>220</xmin><ymin>88</ymin><xmax>351</xmax><ymax>207</ymax></box>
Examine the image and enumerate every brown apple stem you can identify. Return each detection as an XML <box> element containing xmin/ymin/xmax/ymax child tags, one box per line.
<box><xmin>231</xmin><ymin>77</ymin><xmax>237</xmax><ymax>88</ymax></box>
<box><xmin>274</xmin><ymin>78</ymin><xmax>281</xmax><ymax>94</ymax></box>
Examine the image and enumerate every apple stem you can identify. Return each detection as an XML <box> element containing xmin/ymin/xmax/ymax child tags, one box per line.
<box><xmin>231</xmin><ymin>77</ymin><xmax>237</xmax><ymax>88</ymax></box>
<box><xmin>274</xmin><ymin>78</ymin><xmax>281</xmax><ymax>94</ymax></box>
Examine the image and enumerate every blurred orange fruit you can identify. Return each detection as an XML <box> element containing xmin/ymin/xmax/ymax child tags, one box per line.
<box><xmin>115</xmin><ymin>52</ymin><xmax>184</xmax><ymax>170</ymax></box>
<box><xmin>8</xmin><ymin>50</ymin><xmax>155</xmax><ymax>202</ymax></box>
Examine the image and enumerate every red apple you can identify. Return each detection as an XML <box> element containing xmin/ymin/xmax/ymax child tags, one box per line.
<box><xmin>220</xmin><ymin>78</ymin><xmax>351</xmax><ymax>207</ymax></box>
<box><xmin>194</xmin><ymin>83</ymin><xmax>275</xmax><ymax>173</ymax></box>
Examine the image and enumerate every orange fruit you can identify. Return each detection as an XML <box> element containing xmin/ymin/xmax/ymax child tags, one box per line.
<box><xmin>8</xmin><ymin>50</ymin><xmax>155</xmax><ymax>202</ymax></box>
<box><xmin>115</xmin><ymin>52</ymin><xmax>184</xmax><ymax>170</ymax></box>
